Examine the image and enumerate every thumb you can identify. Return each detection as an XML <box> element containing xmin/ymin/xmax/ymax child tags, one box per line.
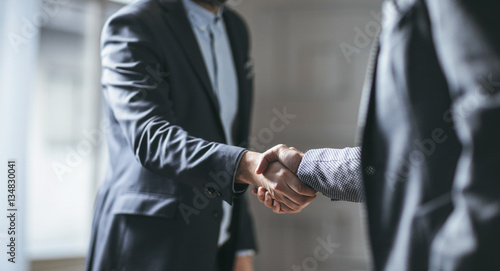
<box><xmin>255</xmin><ymin>144</ymin><xmax>289</xmax><ymax>174</ymax></box>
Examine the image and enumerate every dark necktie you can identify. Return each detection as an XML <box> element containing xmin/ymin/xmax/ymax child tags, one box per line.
<box><xmin>209</xmin><ymin>21</ymin><xmax>219</xmax><ymax>95</ymax></box>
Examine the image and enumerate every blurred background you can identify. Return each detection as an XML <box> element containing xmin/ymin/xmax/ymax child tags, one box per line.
<box><xmin>0</xmin><ymin>0</ymin><xmax>383</xmax><ymax>270</ymax></box>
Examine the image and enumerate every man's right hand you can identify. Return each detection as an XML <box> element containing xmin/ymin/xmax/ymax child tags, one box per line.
<box><xmin>236</xmin><ymin>151</ymin><xmax>316</xmax><ymax>213</ymax></box>
<box><xmin>255</xmin><ymin>144</ymin><xmax>304</xmax><ymax>175</ymax></box>
<box><xmin>252</xmin><ymin>144</ymin><xmax>313</xmax><ymax>213</ymax></box>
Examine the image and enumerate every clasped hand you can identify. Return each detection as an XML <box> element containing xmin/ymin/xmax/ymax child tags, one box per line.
<box><xmin>236</xmin><ymin>145</ymin><xmax>316</xmax><ymax>214</ymax></box>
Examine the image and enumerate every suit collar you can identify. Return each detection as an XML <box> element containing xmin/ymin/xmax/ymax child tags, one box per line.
<box><xmin>182</xmin><ymin>0</ymin><xmax>224</xmax><ymax>31</ymax></box>
<box><xmin>158</xmin><ymin>0</ymin><xmax>250</xmax><ymax>144</ymax></box>
<box><xmin>158</xmin><ymin>0</ymin><xmax>221</xmax><ymax>113</ymax></box>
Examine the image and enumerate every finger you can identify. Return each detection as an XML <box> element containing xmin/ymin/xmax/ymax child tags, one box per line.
<box><xmin>279</xmin><ymin>195</ymin><xmax>302</xmax><ymax>211</ymax></box>
<box><xmin>257</xmin><ymin>187</ymin><xmax>266</xmax><ymax>203</ymax></box>
<box><xmin>262</xmin><ymin>192</ymin><xmax>286</xmax><ymax>214</ymax></box>
<box><xmin>264</xmin><ymin>191</ymin><xmax>274</xmax><ymax>209</ymax></box>
<box><xmin>272</xmin><ymin>172</ymin><xmax>317</xmax><ymax>204</ymax></box>
<box><xmin>255</xmin><ymin>144</ymin><xmax>288</xmax><ymax>174</ymax></box>
<box><xmin>251</xmin><ymin>187</ymin><xmax>258</xmax><ymax>195</ymax></box>
<box><xmin>255</xmin><ymin>156</ymin><xmax>270</xmax><ymax>175</ymax></box>
<box><xmin>273</xmin><ymin>200</ymin><xmax>299</xmax><ymax>214</ymax></box>
<box><xmin>267</xmin><ymin>190</ymin><xmax>303</xmax><ymax>213</ymax></box>
<box><xmin>269</xmin><ymin>195</ymin><xmax>286</xmax><ymax>214</ymax></box>
<box><xmin>278</xmin><ymin>201</ymin><xmax>298</xmax><ymax>214</ymax></box>
<box><xmin>272</xmin><ymin>199</ymin><xmax>281</xmax><ymax>213</ymax></box>
<box><xmin>259</xmin><ymin>145</ymin><xmax>304</xmax><ymax>175</ymax></box>
<box><xmin>285</xmin><ymin>177</ymin><xmax>317</xmax><ymax>197</ymax></box>
<box><xmin>285</xmin><ymin>191</ymin><xmax>317</xmax><ymax>208</ymax></box>
<box><xmin>280</xmin><ymin>186</ymin><xmax>316</xmax><ymax>208</ymax></box>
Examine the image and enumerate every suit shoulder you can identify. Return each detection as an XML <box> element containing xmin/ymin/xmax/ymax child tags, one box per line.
<box><xmin>223</xmin><ymin>7</ymin><xmax>250</xmax><ymax>37</ymax></box>
<box><xmin>224</xmin><ymin>7</ymin><xmax>246</xmax><ymax>24</ymax></box>
<box><xmin>104</xmin><ymin>0</ymin><xmax>163</xmax><ymax>30</ymax></box>
<box><xmin>102</xmin><ymin>0</ymin><xmax>165</xmax><ymax>44</ymax></box>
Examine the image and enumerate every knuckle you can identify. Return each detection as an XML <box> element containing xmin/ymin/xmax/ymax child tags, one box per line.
<box><xmin>297</xmin><ymin>197</ymin><xmax>308</xmax><ymax>206</ymax></box>
<box><xmin>294</xmin><ymin>182</ymin><xmax>304</xmax><ymax>194</ymax></box>
<box><xmin>293</xmin><ymin>152</ymin><xmax>302</xmax><ymax>162</ymax></box>
<box><xmin>276</xmin><ymin>170</ymin><xmax>286</xmax><ymax>180</ymax></box>
<box><xmin>285</xmin><ymin>204</ymin><xmax>296</xmax><ymax>212</ymax></box>
<box><xmin>270</xmin><ymin>182</ymin><xmax>279</xmax><ymax>191</ymax></box>
<box><xmin>276</xmin><ymin>144</ymin><xmax>287</xmax><ymax>149</ymax></box>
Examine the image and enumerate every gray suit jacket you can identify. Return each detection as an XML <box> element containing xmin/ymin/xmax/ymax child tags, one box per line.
<box><xmin>86</xmin><ymin>0</ymin><xmax>256</xmax><ymax>270</ymax></box>
<box><xmin>298</xmin><ymin>0</ymin><xmax>500</xmax><ymax>270</ymax></box>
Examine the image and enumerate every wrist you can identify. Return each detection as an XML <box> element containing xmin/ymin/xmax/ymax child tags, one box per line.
<box><xmin>235</xmin><ymin>151</ymin><xmax>259</xmax><ymax>186</ymax></box>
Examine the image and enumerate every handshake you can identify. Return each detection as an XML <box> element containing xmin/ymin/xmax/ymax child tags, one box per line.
<box><xmin>236</xmin><ymin>144</ymin><xmax>317</xmax><ymax>214</ymax></box>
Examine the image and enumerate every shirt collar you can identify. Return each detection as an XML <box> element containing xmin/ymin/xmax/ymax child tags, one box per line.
<box><xmin>182</xmin><ymin>0</ymin><xmax>224</xmax><ymax>32</ymax></box>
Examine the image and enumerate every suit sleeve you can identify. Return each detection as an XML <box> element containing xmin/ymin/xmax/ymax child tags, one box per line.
<box><xmin>425</xmin><ymin>0</ymin><xmax>500</xmax><ymax>269</ymax></box>
<box><xmin>297</xmin><ymin>147</ymin><xmax>365</xmax><ymax>202</ymax></box>
<box><xmin>101</xmin><ymin>12</ymin><xmax>246</xmax><ymax>204</ymax></box>
<box><xmin>234</xmin><ymin>195</ymin><xmax>257</xmax><ymax>252</ymax></box>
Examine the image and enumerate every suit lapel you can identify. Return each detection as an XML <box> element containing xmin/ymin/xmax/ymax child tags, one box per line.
<box><xmin>355</xmin><ymin>39</ymin><xmax>380</xmax><ymax>145</ymax></box>
<box><xmin>223</xmin><ymin>10</ymin><xmax>250</xmax><ymax>146</ymax></box>
<box><xmin>158</xmin><ymin>0</ymin><xmax>221</xmax><ymax>114</ymax></box>
<box><xmin>223</xmin><ymin>11</ymin><xmax>244</xmax><ymax>82</ymax></box>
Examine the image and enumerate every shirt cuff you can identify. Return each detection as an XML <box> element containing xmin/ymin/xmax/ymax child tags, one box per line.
<box><xmin>236</xmin><ymin>249</ymin><xmax>255</xmax><ymax>257</ymax></box>
<box><xmin>297</xmin><ymin>148</ymin><xmax>365</xmax><ymax>202</ymax></box>
<box><xmin>232</xmin><ymin>150</ymin><xmax>249</xmax><ymax>195</ymax></box>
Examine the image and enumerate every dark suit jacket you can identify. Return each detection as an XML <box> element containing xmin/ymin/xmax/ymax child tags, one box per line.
<box><xmin>359</xmin><ymin>0</ymin><xmax>500</xmax><ymax>270</ymax></box>
<box><xmin>85</xmin><ymin>0</ymin><xmax>256</xmax><ymax>270</ymax></box>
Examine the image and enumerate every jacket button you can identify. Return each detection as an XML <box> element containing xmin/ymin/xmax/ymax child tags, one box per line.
<box><xmin>205</xmin><ymin>187</ymin><xmax>216</xmax><ymax>196</ymax></box>
<box><xmin>213</xmin><ymin>211</ymin><xmax>220</xmax><ymax>219</ymax></box>
<box><xmin>216</xmin><ymin>191</ymin><xmax>222</xmax><ymax>197</ymax></box>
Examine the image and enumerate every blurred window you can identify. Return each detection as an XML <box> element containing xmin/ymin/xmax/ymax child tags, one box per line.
<box><xmin>26</xmin><ymin>0</ymin><xmax>130</xmax><ymax>260</ymax></box>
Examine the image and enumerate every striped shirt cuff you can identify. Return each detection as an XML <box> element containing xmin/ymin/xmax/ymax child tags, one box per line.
<box><xmin>297</xmin><ymin>147</ymin><xmax>365</xmax><ymax>202</ymax></box>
